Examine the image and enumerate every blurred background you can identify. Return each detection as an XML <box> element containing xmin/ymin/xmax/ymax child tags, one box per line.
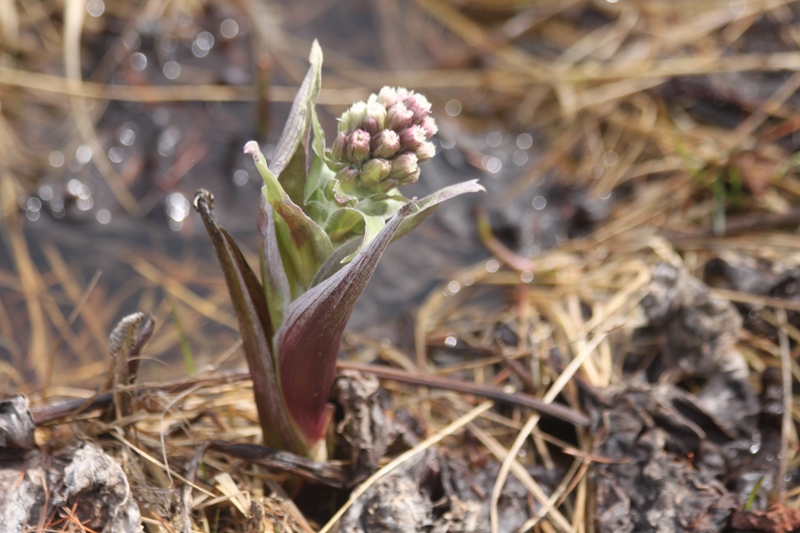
<box><xmin>3</xmin><ymin>0</ymin><xmax>800</xmax><ymax>394</ymax></box>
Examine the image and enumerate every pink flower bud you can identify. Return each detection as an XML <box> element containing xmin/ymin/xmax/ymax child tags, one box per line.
<box><xmin>389</xmin><ymin>152</ymin><xmax>418</xmax><ymax>181</ymax></box>
<box><xmin>420</xmin><ymin>116</ymin><xmax>438</xmax><ymax>138</ymax></box>
<box><xmin>362</xmin><ymin>117</ymin><xmax>379</xmax><ymax>136</ymax></box>
<box><xmin>399</xmin><ymin>125</ymin><xmax>427</xmax><ymax>151</ymax></box>
<box><xmin>347</xmin><ymin>130</ymin><xmax>371</xmax><ymax>163</ymax></box>
<box><xmin>415</xmin><ymin>141</ymin><xmax>436</xmax><ymax>162</ymax></box>
<box><xmin>365</xmin><ymin>101</ymin><xmax>386</xmax><ymax>133</ymax></box>
<box><xmin>331</xmin><ymin>132</ymin><xmax>348</xmax><ymax>161</ymax></box>
<box><xmin>376</xmin><ymin>86</ymin><xmax>407</xmax><ymax>109</ymax></box>
<box><xmin>371</xmin><ymin>129</ymin><xmax>401</xmax><ymax>159</ymax></box>
<box><xmin>404</xmin><ymin>93</ymin><xmax>432</xmax><ymax>122</ymax></box>
<box><xmin>360</xmin><ymin>158</ymin><xmax>392</xmax><ymax>186</ymax></box>
<box><xmin>386</xmin><ymin>102</ymin><xmax>414</xmax><ymax>131</ymax></box>
<box><xmin>339</xmin><ymin>101</ymin><xmax>368</xmax><ymax>132</ymax></box>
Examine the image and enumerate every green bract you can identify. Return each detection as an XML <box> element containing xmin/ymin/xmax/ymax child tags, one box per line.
<box><xmin>194</xmin><ymin>41</ymin><xmax>484</xmax><ymax>459</ymax></box>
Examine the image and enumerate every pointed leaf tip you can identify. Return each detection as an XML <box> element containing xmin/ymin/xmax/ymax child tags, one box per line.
<box><xmin>244</xmin><ymin>141</ymin><xmax>267</xmax><ymax>167</ymax></box>
<box><xmin>244</xmin><ymin>140</ymin><xmax>260</xmax><ymax>155</ymax></box>
<box><xmin>310</xmin><ymin>40</ymin><xmax>322</xmax><ymax>64</ymax></box>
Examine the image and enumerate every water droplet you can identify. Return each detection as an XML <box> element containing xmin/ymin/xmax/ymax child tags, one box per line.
<box><xmin>86</xmin><ymin>0</ymin><xmax>104</xmax><ymax>17</ymax></box>
<box><xmin>75</xmin><ymin>144</ymin><xmax>93</xmax><ymax>164</ymax></box>
<box><xmin>38</xmin><ymin>185</ymin><xmax>53</xmax><ymax>201</ymax></box>
<box><xmin>77</xmin><ymin>197</ymin><xmax>94</xmax><ymax>211</ymax></box>
<box><xmin>50</xmin><ymin>197</ymin><xmax>64</xmax><ymax>213</ymax></box>
<box><xmin>447</xmin><ymin>280</ymin><xmax>461</xmax><ymax>294</ymax></box>
<box><xmin>158</xmin><ymin>126</ymin><xmax>181</xmax><ymax>156</ymax></box>
<box><xmin>166</xmin><ymin>192</ymin><xmax>190</xmax><ymax>222</ymax></box>
<box><xmin>440</xmin><ymin>138</ymin><xmax>456</xmax><ymax>150</ymax></box>
<box><xmin>49</xmin><ymin>151</ymin><xmax>64</xmax><ymax>168</ymax></box>
<box><xmin>602</xmin><ymin>150</ymin><xmax>618</xmax><ymax>167</ymax></box>
<box><xmin>512</xmin><ymin>150</ymin><xmax>528</xmax><ymax>166</ymax></box>
<box><xmin>27</xmin><ymin>197</ymin><xmax>42</xmax><ymax>212</ymax></box>
<box><xmin>108</xmin><ymin>146</ymin><xmax>124</xmax><ymax>163</ymax></box>
<box><xmin>345</xmin><ymin>333</ymin><xmax>358</xmax><ymax>345</ymax></box>
<box><xmin>76</xmin><ymin>183</ymin><xmax>92</xmax><ymax>200</ymax></box>
<box><xmin>195</xmin><ymin>31</ymin><xmax>215</xmax><ymax>51</ymax></box>
<box><xmin>160</xmin><ymin>34</ymin><xmax>178</xmax><ymax>54</ymax></box>
<box><xmin>380</xmin><ymin>338</ymin><xmax>392</xmax><ymax>349</ymax></box>
<box><xmin>96</xmin><ymin>209</ymin><xmax>111</xmax><ymax>224</ymax></box>
<box><xmin>486</xmin><ymin>259</ymin><xmax>500</xmax><ymax>273</ymax></box>
<box><xmin>445</xmin><ymin>99</ymin><xmax>462</xmax><ymax>117</ymax></box>
<box><xmin>118</xmin><ymin>124</ymin><xmax>136</xmax><ymax>146</ymax></box>
<box><xmin>26</xmin><ymin>210</ymin><xmax>40</xmax><ymax>222</ymax></box>
<box><xmin>192</xmin><ymin>41</ymin><xmax>209</xmax><ymax>58</ymax></box>
<box><xmin>67</xmin><ymin>179</ymin><xmax>82</xmax><ymax>196</ymax></box>
<box><xmin>122</xmin><ymin>30</ymin><xmax>141</xmax><ymax>51</ymax></box>
<box><xmin>471</xmin><ymin>87</ymin><xmax>487</xmax><ymax>100</ymax></box>
<box><xmin>163</xmin><ymin>60</ymin><xmax>181</xmax><ymax>80</ymax></box>
<box><xmin>516</xmin><ymin>133</ymin><xmax>533</xmax><ymax>150</ymax></box>
<box><xmin>220</xmin><ymin>19</ymin><xmax>239</xmax><ymax>39</ymax></box>
<box><xmin>532</xmin><ymin>195</ymin><xmax>547</xmax><ymax>210</ymax></box>
<box><xmin>445</xmin><ymin>335</ymin><xmax>457</xmax><ymax>348</ymax></box>
<box><xmin>233</xmin><ymin>169</ymin><xmax>249</xmax><ymax>186</ymax></box>
<box><xmin>130</xmin><ymin>52</ymin><xmax>147</xmax><ymax>71</ymax></box>
<box><xmin>521</xmin><ymin>271</ymin><xmax>533</xmax><ymax>283</ymax></box>
<box><xmin>482</xmin><ymin>156</ymin><xmax>502</xmax><ymax>174</ymax></box>
<box><xmin>486</xmin><ymin>131</ymin><xmax>503</xmax><ymax>148</ymax></box>
<box><xmin>169</xmin><ymin>219</ymin><xmax>184</xmax><ymax>231</ymax></box>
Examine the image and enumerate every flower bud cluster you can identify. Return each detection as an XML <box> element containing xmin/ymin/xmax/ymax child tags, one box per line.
<box><xmin>331</xmin><ymin>86</ymin><xmax>438</xmax><ymax>194</ymax></box>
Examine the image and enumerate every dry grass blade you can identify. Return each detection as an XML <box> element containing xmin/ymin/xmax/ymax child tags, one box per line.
<box><xmin>63</xmin><ymin>0</ymin><xmax>140</xmax><ymax>216</ymax></box>
<box><xmin>489</xmin><ymin>334</ymin><xmax>605</xmax><ymax>532</ymax></box>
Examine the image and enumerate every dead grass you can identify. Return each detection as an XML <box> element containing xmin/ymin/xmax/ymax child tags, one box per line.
<box><xmin>4</xmin><ymin>0</ymin><xmax>800</xmax><ymax>531</ymax></box>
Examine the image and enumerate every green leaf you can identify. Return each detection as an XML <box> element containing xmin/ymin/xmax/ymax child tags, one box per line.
<box><xmin>393</xmin><ymin>179</ymin><xmax>485</xmax><ymax>241</ymax></box>
<box><xmin>276</xmin><ymin>202</ymin><xmax>416</xmax><ymax>445</ymax></box>
<box><xmin>270</xmin><ymin>41</ymin><xmax>323</xmax><ymax>205</ymax></box>
<box><xmin>246</xmin><ymin>141</ymin><xmax>333</xmax><ymax>296</ymax></box>
<box><xmin>324</xmin><ymin>208</ymin><xmax>364</xmax><ymax>243</ymax></box>
<box><xmin>305</xmin><ymin>149</ymin><xmax>336</xmax><ymax>209</ymax></box>
<box><xmin>327</xmin><ymin>179</ymin><xmax>358</xmax><ymax>207</ymax></box>
<box><xmin>193</xmin><ymin>190</ymin><xmax>308</xmax><ymax>454</ymax></box>
<box><xmin>354</xmin><ymin>193</ymin><xmax>408</xmax><ymax>218</ymax></box>
<box><xmin>257</xmin><ymin>195</ymin><xmax>291</xmax><ymax>334</ymax></box>
<box><xmin>308</xmin><ymin>237</ymin><xmax>361</xmax><ymax>287</ymax></box>
<box><xmin>342</xmin><ymin>214</ymin><xmax>384</xmax><ymax>263</ymax></box>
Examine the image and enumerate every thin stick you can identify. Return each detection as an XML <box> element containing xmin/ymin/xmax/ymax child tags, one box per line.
<box><xmin>774</xmin><ymin>308</ymin><xmax>792</xmax><ymax>504</ymax></box>
<box><xmin>337</xmin><ymin>361</ymin><xmax>589</xmax><ymax>427</ymax></box>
